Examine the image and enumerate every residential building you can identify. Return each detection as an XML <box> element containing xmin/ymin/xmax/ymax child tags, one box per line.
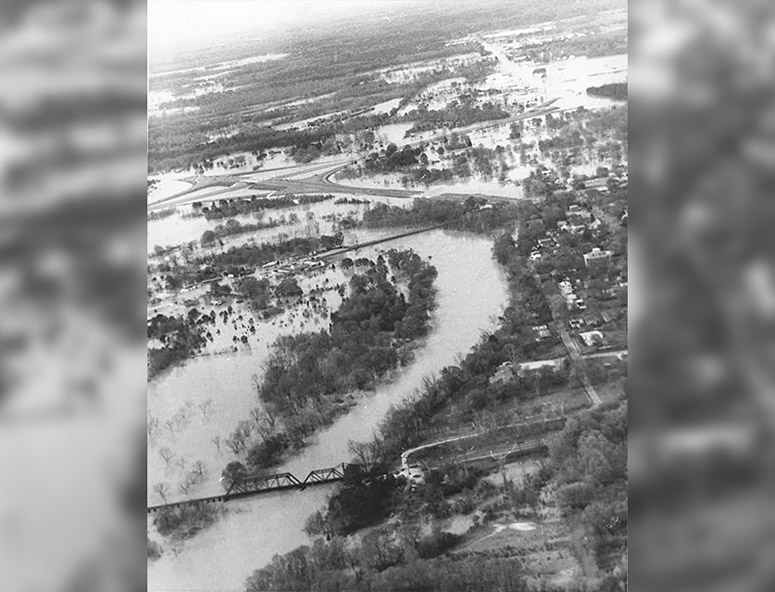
<box><xmin>516</xmin><ymin>358</ymin><xmax>566</xmax><ymax>377</ymax></box>
<box><xmin>584</xmin><ymin>247</ymin><xmax>613</xmax><ymax>267</ymax></box>
<box><xmin>490</xmin><ymin>361</ymin><xmax>515</xmax><ymax>385</ymax></box>
<box><xmin>579</xmin><ymin>330</ymin><xmax>605</xmax><ymax>348</ymax></box>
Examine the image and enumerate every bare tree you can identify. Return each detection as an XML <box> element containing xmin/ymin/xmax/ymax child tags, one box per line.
<box><xmin>198</xmin><ymin>399</ymin><xmax>213</xmax><ymax>419</ymax></box>
<box><xmin>420</xmin><ymin>374</ymin><xmax>438</xmax><ymax>396</ymax></box>
<box><xmin>348</xmin><ymin>440</ymin><xmax>376</xmax><ymax>465</ymax></box>
<box><xmin>211</xmin><ymin>435</ymin><xmax>222</xmax><ymax>454</ymax></box>
<box><xmin>250</xmin><ymin>408</ymin><xmax>274</xmax><ymax>443</ymax></box>
<box><xmin>264</xmin><ymin>407</ymin><xmax>277</xmax><ymax>430</ymax></box>
<box><xmin>173</xmin><ymin>406</ymin><xmax>190</xmax><ymax>430</ymax></box>
<box><xmin>158</xmin><ymin>447</ymin><xmax>174</xmax><ymax>467</ymax></box>
<box><xmin>147</xmin><ymin>415</ymin><xmax>161</xmax><ymax>439</ymax></box>
<box><xmin>231</xmin><ymin>420</ymin><xmax>253</xmax><ymax>451</ymax></box>
<box><xmin>192</xmin><ymin>460</ymin><xmax>207</xmax><ymax>478</ymax></box>
<box><xmin>153</xmin><ymin>482</ymin><xmax>169</xmax><ymax>504</ymax></box>
<box><xmin>224</xmin><ymin>423</ymin><xmax>250</xmax><ymax>454</ymax></box>
<box><xmin>224</xmin><ymin>435</ymin><xmax>240</xmax><ymax>454</ymax></box>
<box><xmin>178</xmin><ymin>480</ymin><xmax>192</xmax><ymax>497</ymax></box>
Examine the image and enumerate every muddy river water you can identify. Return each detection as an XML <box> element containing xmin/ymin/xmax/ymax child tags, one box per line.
<box><xmin>147</xmin><ymin>212</ymin><xmax>510</xmax><ymax>591</ymax></box>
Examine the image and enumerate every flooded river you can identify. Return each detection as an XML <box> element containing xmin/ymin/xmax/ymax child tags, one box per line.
<box><xmin>147</xmin><ymin>219</ymin><xmax>509</xmax><ymax>591</ymax></box>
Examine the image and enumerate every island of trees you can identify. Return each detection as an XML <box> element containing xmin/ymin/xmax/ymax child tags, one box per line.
<box><xmin>586</xmin><ymin>82</ymin><xmax>627</xmax><ymax>101</ymax></box>
<box><xmin>147</xmin><ymin>311</ymin><xmax>212</xmax><ymax>379</ymax></box>
<box><xmin>220</xmin><ymin>249</ymin><xmax>438</xmax><ymax>484</ymax></box>
<box><xmin>193</xmin><ymin>193</ymin><xmax>334</xmax><ymax>221</ymax></box>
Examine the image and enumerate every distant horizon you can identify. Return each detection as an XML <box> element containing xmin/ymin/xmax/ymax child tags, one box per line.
<box><xmin>148</xmin><ymin>0</ymin><xmax>619</xmax><ymax>73</ymax></box>
<box><xmin>149</xmin><ymin>0</ymin><xmax>423</xmax><ymax>72</ymax></box>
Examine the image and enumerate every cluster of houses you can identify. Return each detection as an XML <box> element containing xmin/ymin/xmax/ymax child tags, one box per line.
<box><xmin>559</xmin><ymin>278</ymin><xmax>586</xmax><ymax>311</ymax></box>
<box><xmin>557</xmin><ymin>203</ymin><xmax>602</xmax><ymax>234</ymax></box>
<box><xmin>527</xmin><ymin>190</ymin><xmax>627</xmax><ymax>354</ymax></box>
<box><xmin>577</xmin><ymin>165</ymin><xmax>628</xmax><ymax>194</ymax></box>
<box><xmin>529</xmin><ymin>202</ymin><xmax>609</xmax><ymax>265</ymax></box>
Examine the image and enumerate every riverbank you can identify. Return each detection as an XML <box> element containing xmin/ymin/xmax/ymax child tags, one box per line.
<box><xmin>218</xmin><ymin>250</ymin><xmax>439</xmax><ymax>488</ymax></box>
<box><xmin>240</xmin><ymin>223</ymin><xmax>627</xmax><ymax>591</ymax></box>
<box><xmin>147</xmin><ymin>229</ymin><xmax>509</xmax><ymax>591</ymax></box>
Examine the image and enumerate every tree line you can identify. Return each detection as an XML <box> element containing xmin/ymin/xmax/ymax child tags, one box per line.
<box><xmin>246</xmin><ymin>541</ymin><xmax>527</xmax><ymax>592</ymax></box>
<box><xmin>194</xmin><ymin>193</ymin><xmax>334</xmax><ymax>220</ymax></box>
<box><xmin>196</xmin><ymin>233</ymin><xmax>344</xmax><ymax>270</ymax></box>
<box><xmin>361</xmin><ymin>197</ymin><xmax>522</xmax><ymax>234</ymax></box>
<box><xmin>200</xmin><ymin>218</ymin><xmax>283</xmax><ymax>246</ymax></box>
<box><xmin>586</xmin><ymin>82</ymin><xmax>628</xmax><ymax>101</ymax></box>
<box><xmin>403</xmin><ymin>98</ymin><xmax>510</xmax><ymax>135</ymax></box>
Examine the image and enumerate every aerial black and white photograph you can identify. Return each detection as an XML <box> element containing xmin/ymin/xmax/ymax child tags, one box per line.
<box><xmin>146</xmin><ymin>1</ymin><xmax>628</xmax><ymax>589</ymax></box>
<box><xmin>7</xmin><ymin>1</ymin><xmax>775</xmax><ymax>591</ymax></box>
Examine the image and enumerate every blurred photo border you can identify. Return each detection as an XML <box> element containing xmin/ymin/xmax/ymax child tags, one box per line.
<box><xmin>1</xmin><ymin>0</ymin><xmax>775</xmax><ymax>590</ymax></box>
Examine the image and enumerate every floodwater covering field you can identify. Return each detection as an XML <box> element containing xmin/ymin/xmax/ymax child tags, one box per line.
<box><xmin>147</xmin><ymin>194</ymin><xmax>412</xmax><ymax>253</ymax></box>
<box><xmin>147</xmin><ymin>216</ymin><xmax>510</xmax><ymax>590</ymax></box>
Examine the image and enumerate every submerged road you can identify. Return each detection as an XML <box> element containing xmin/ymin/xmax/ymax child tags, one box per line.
<box><xmin>148</xmin><ymin>106</ymin><xmax>558</xmax><ymax>211</ymax></box>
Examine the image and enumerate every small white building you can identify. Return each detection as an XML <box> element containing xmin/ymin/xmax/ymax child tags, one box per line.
<box><xmin>584</xmin><ymin>247</ymin><xmax>613</xmax><ymax>267</ymax></box>
<box><xmin>517</xmin><ymin>358</ymin><xmax>566</xmax><ymax>377</ymax></box>
<box><xmin>579</xmin><ymin>330</ymin><xmax>605</xmax><ymax>348</ymax></box>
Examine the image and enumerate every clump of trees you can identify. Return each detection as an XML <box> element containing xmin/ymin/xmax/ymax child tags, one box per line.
<box><xmin>235</xmin><ymin>276</ymin><xmax>272</xmax><ymax>309</ymax></box>
<box><xmin>275</xmin><ymin>277</ymin><xmax>302</xmax><ymax>298</ymax></box>
<box><xmin>258</xmin><ymin>250</ymin><xmax>437</xmax><ymax>418</ymax></box>
<box><xmin>245</xmin><ymin>539</ymin><xmax>527</xmax><ymax>592</ymax></box>
<box><xmin>196</xmin><ymin>193</ymin><xmax>334</xmax><ymax>220</ymax></box>
<box><xmin>147</xmin><ymin>538</ymin><xmax>162</xmax><ymax>560</ymax></box>
<box><xmin>147</xmin><ymin>311</ymin><xmax>213</xmax><ymax>378</ymax></box>
<box><xmin>586</xmin><ymin>82</ymin><xmax>628</xmax><ymax>101</ymax></box>
<box><xmin>403</xmin><ymin>98</ymin><xmax>509</xmax><ymax>135</ymax></box>
<box><xmin>147</xmin><ymin>207</ymin><xmax>176</xmax><ymax>221</ymax></box>
<box><xmin>521</xmin><ymin>166</ymin><xmax>563</xmax><ymax>198</ymax></box>
<box><xmin>200</xmin><ymin>218</ymin><xmax>284</xmax><ymax>246</ymax></box>
<box><xmin>152</xmin><ymin>502</ymin><xmax>222</xmax><ymax>540</ymax></box>
<box><xmin>197</xmin><ymin>233</ymin><xmax>344</xmax><ymax>270</ymax></box>
<box><xmin>361</xmin><ymin>143</ymin><xmax>425</xmax><ymax>174</ymax></box>
<box><xmin>361</xmin><ymin>197</ymin><xmax>521</xmax><ymax>234</ymax></box>
<box><xmin>548</xmin><ymin>400</ymin><xmax>627</xmax><ymax>569</ymax></box>
<box><xmin>307</xmin><ymin>464</ymin><xmax>401</xmax><ymax>536</ymax></box>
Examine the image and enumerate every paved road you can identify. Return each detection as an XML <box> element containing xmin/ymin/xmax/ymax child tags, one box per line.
<box><xmin>148</xmin><ymin>107</ymin><xmax>560</xmax><ymax>212</ymax></box>
<box><xmin>401</xmin><ymin>414</ymin><xmax>563</xmax><ymax>470</ymax></box>
<box><xmin>558</xmin><ymin>324</ymin><xmax>603</xmax><ymax>407</ymax></box>
<box><xmin>532</xmin><ymin>271</ymin><xmax>603</xmax><ymax>408</ymax></box>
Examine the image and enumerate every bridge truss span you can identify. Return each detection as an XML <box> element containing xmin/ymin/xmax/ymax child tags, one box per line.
<box><xmin>227</xmin><ymin>472</ymin><xmax>302</xmax><ymax>495</ymax></box>
<box><xmin>148</xmin><ymin>463</ymin><xmax>373</xmax><ymax>514</ymax></box>
<box><xmin>301</xmin><ymin>464</ymin><xmax>346</xmax><ymax>485</ymax></box>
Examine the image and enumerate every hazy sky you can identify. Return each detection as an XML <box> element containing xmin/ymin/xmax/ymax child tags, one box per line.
<box><xmin>148</xmin><ymin>0</ymin><xmax>415</xmax><ymax>57</ymax></box>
